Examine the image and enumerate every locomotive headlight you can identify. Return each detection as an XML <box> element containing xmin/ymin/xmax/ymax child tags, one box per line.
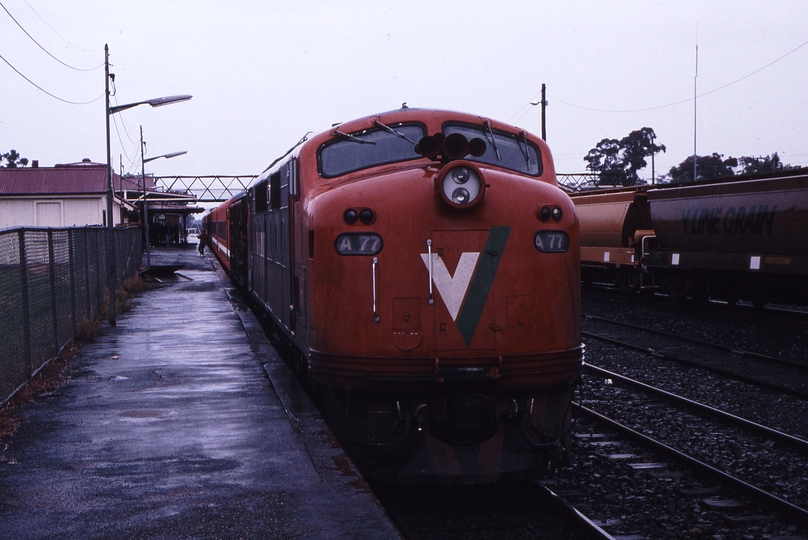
<box><xmin>451</xmin><ymin>187</ymin><xmax>470</xmax><ymax>204</ymax></box>
<box><xmin>452</xmin><ymin>167</ymin><xmax>470</xmax><ymax>184</ymax></box>
<box><xmin>438</xmin><ymin>162</ymin><xmax>485</xmax><ymax>210</ymax></box>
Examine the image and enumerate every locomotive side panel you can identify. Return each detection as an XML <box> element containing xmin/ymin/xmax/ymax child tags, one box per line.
<box><xmin>229</xmin><ymin>196</ymin><xmax>249</xmax><ymax>286</ymax></box>
<box><xmin>250</xmin><ymin>204</ymin><xmax>292</xmax><ymax>331</ymax></box>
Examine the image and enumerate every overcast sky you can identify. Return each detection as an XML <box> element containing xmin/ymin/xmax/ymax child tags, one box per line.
<box><xmin>2</xmin><ymin>0</ymin><xmax>807</xmax><ymax>183</ymax></box>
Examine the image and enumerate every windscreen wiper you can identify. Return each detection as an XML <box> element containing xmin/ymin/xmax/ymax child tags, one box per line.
<box><xmin>519</xmin><ymin>131</ymin><xmax>531</xmax><ymax>168</ymax></box>
<box><xmin>334</xmin><ymin>130</ymin><xmax>376</xmax><ymax>144</ymax></box>
<box><xmin>373</xmin><ymin>120</ymin><xmax>415</xmax><ymax>143</ymax></box>
<box><xmin>483</xmin><ymin>121</ymin><xmax>501</xmax><ymax>160</ymax></box>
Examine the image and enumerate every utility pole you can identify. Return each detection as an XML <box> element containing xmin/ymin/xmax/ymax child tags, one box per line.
<box><xmin>540</xmin><ymin>83</ymin><xmax>547</xmax><ymax>141</ymax></box>
<box><xmin>650</xmin><ymin>131</ymin><xmax>656</xmax><ymax>185</ymax></box>
<box><xmin>693</xmin><ymin>45</ymin><xmax>698</xmax><ymax>183</ymax></box>
<box><xmin>529</xmin><ymin>83</ymin><xmax>548</xmax><ymax>141</ymax></box>
<box><xmin>104</xmin><ymin>44</ymin><xmax>117</xmax><ymax>326</ymax></box>
<box><xmin>140</xmin><ymin>126</ymin><xmax>151</xmax><ymax>267</ymax></box>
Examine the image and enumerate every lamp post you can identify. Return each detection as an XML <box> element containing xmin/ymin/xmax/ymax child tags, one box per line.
<box><xmin>105</xmin><ymin>43</ymin><xmax>191</xmax><ymax>325</ymax></box>
<box><xmin>140</xmin><ymin>125</ymin><xmax>187</xmax><ymax>267</ymax></box>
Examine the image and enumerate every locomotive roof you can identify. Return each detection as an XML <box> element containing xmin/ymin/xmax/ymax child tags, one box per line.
<box><xmin>255</xmin><ymin>107</ymin><xmax>546</xmax><ymax>182</ymax></box>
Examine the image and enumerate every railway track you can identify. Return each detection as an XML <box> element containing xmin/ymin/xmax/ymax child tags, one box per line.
<box><xmin>572</xmin><ymin>296</ymin><xmax>808</xmax><ymax>536</ymax></box>
<box><xmin>583</xmin><ymin>288</ymin><xmax>808</xmax><ymax>330</ymax></box>
<box><xmin>532</xmin><ymin>481</ymin><xmax>615</xmax><ymax>540</ymax></box>
<box><xmin>566</xmin><ymin>408</ymin><xmax>808</xmax><ymax>537</ymax></box>
<box><xmin>582</xmin><ymin>314</ymin><xmax>808</xmax><ymax>400</ymax></box>
<box><xmin>583</xmin><ymin>362</ymin><xmax>808</xmax><ymax>453</ymax></box>
<box><xmin>371</xmin><ymin>478</ymin><xmax>613</xmax><ymax>539</ymax></box>
<box><xmin>578</xmin><ymin>367</ymin><xmax>808</xmax><ymax>529</ymax></box>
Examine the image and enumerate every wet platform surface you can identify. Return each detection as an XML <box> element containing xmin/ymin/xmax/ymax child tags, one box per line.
<box><xmin>0</xmin><ymin>244</ymin><xmax>400</xmax><ymax>539</ymax></box>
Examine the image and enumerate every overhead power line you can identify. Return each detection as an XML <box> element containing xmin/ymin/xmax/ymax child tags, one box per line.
<box><xmin>22</xmin><ymin>0</ymin><xmax>102</xmax><ymax>53</ymax></box>
<box><xmin>510</xmin><ymin>37</ymin><xmax>808</xmax><ymax>122</ymax></box>
<box><xmin>0</xmin><ymin>1</ymin><xmax>102</xmax><ymax>71</ymax></box>
<box><xmin>0</xmin><ymin>53</ymin><xmax>102</xmax><ymax>105</ymax></box>
<box><xmin>551</xmin><ymin>38</ymin><xmax>808</xmax><ymax>114</ymax></box>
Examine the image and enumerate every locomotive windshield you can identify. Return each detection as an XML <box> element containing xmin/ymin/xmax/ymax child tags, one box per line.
<box><xmin>443</xmin><ymin>122</ymin><xmax>542</xmax><ymax>176</ymax></box>
<box><xmin>318</xmin><ymin>123</ymin><xmax>426</xmax><ymax>177</ymax></box>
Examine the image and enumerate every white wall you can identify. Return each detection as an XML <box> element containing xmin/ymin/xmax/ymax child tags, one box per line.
<box><xmin>0</xmin><ymin>196</ymin><xmax>119</xmax><ymax>229</ymax></box>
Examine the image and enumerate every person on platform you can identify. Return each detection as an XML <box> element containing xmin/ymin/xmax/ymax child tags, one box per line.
<box><xmin>198</xmin><ymin>229</ymin><xmax>208</xmax><ymax>257</ymax></box>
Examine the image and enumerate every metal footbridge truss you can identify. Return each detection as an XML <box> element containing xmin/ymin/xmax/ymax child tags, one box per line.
<box><xmin>154</xmin><ymin>175</ymin><xmax>258</xmax><ymax>203</ymax></box>
<box><xmin>154</xmin><ymin>173</ymin><xmax>628</xmax><ymax>203</ymax></box>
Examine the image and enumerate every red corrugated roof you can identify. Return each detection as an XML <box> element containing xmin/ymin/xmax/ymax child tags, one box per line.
<box><xmin>0</xmin><ymin>163</ymin><xmax>137</xmax><ymax>195</ymax></box>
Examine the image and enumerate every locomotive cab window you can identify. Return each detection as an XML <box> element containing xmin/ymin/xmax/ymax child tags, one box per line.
<box><xmin>443</xmin><ymin>122</ymin><xmax>542</xmax><ymax>176</ymax></box>
<box><xmin>270</xmin><ymin>171</ymin><xmax>284</xmax><ymax>209</ymax></box>
<box><xmin>254</xmin><ymin>180</ymin><xmax>269</xmax><ymax>213</ymax></box>
<box><xmin>318</xmin><ymin>122</ymin><xmax>426</xmax><ymax>178</ymax></box>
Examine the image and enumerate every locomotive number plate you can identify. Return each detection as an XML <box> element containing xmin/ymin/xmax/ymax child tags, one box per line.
<box><xmin>534</xmin><ymin>230</ymin><xmax>569</xmax><ymax>253</ymax></box>
<box><xmin>335</xmin><ymin>233</ymin><xmax>383</xmax><ymax>256</ymax></box>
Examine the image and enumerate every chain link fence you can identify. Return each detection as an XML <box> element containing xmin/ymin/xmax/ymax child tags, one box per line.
<box><xmin>0</xmin><ymin>226</ymin><xmax>142</xmax><ymax>408</ymax></box>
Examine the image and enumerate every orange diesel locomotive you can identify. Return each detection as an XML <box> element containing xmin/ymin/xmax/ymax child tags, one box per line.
<box><xmin>206</xmin><ymin>108</ymin><xmax>582</xmax><ymax>482</ymax></box>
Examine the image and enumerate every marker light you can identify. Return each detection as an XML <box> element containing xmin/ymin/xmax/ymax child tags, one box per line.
<box><xmin>344</xmin><ymin>208</ymin><xmax>359</xmax><ymax>224</ymax></box>
<box><xmin>359</xmin><ymin>208</ymin><xmax>375</xmax><ymax>225</ymax></box>
<box><xmin>537</xmin><ymin>205</ymin><xmax>563</xmax><ymax>222</ymax></box>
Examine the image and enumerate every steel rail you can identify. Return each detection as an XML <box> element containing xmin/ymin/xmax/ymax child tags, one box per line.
<box><xmin>575</xmin><ymin>404</ymin><xmax>808</xmax><ymax>530</ymax></box>
<box><xmin>583</xmin><ymin>362</ymin><xmax>808</xmax><ymax>453</ymax></box>
<box><xmin>584</xmin><ymin>314</ymin><xmax>808</xmax><ymax>371</ymax></box>
<box><xmin>582</xmin><ymin>329</ymin><xmax>808</xmax><ymax>401</ymax></box>
<box><xmin>532</xmin><ymin>480</ymin><xmax>616</xmax><ymax>540</ymax></box>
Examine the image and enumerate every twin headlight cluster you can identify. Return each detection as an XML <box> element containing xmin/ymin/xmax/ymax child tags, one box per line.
<box><xmin>438</xmin><ymin>162</ymin><xmax>485</xmax><ymax>209</ymax></box>
<box><xmin>414</xmin><ymin>132</ymin><xmax>488</xmax><ymax>210</ymax></box>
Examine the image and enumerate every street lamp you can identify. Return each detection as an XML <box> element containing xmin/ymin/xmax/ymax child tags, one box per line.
<box><xmin>111</xmin><ymin>95</ymin><xmax>192</xmax><ymax>115</ymax></box>
<box><xmin>140</xmin><ymin>125</ymin><xmax>187</xmax><ymax>267</ymax></box>
<box><xmin>105</xmin><ymin>44</ymin><xmax>191</xmax><ymax>326</ymax></box>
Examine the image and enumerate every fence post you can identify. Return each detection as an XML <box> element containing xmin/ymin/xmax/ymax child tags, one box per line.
<box><xmin>18</xmin><ymin>229</ymin><xmax>33</xmax><ymax>378</ymax></box>
<box><xmin>68</xmin><ymin>230</ymin><xmax>77</xmax><ymax>336</ymax></box>
<box><xmin>83</xmin><ymin>231</ymin><xmax>91</xmax><ymax>320</ymax></box>
<box><xmin>48</xmin><ymin>229</ymin><xmax>59</xmax><ymax>353</ymax></box>
<box><xmin>96</xmin><ymin>229</ymin><xmax>104</xmax><ymax>317</ymax></box>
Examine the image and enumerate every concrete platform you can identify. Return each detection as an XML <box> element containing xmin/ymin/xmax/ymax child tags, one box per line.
<box><xmin>0</xmin><ymin>244</ymin><xmax>401</xmax><ymax>539</ymax></box>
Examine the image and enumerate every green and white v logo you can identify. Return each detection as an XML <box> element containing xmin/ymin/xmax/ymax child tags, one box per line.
<box><xmin>420</xmin><ymin>227</ymin><xmax>511</xmax><ymax>347</ymax></box>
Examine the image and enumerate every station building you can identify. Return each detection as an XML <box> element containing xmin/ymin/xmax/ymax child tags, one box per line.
<box><xmin>0</xmin><ymin>159</ymin><xmax>202</xmax><ymax>243</ymax></box>
<box><xmin>0</xmin><ymin>159</ymin><xmax>140</xmax><ymax>229</ymax></box>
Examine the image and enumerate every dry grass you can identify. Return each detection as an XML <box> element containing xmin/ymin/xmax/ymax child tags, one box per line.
<box><xmin>123</xmin><ymin>275</ymin><xmax>146</xmax><ymax>295</ymax></box>
<box><xmin>75</xmin><ymin>317</ymin><xmax>103</xmax><ymax>342</ymax></box>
